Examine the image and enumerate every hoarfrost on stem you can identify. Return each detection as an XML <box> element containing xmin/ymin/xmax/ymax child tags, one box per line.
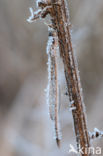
<box><xmin>70</xmin><ymin>100</ymin><xmax>74</xmax><ymax>105</ymax></box>
<box><xmin>27</xmin><ymin>8</ymin><xmax>34</xmax><ymax>23</ymax></box>
<box><xmin>69</xmin><ymin>106</ymin><xmax>76</xmax><ymax>111</ymax></box>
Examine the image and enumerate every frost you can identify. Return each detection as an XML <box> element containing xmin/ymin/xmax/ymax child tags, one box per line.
<box><xmin>27</xmin><ymin>8</ymin><xmax>34</xmax><ymax>23</ymax></box>
<box><xmin>94</xmin><ymin>128</ymin><xmax>103</xmax><ymax>138</ymax></box>
<box><xmin>36</xmin><ymin>0</ymin><xmax>41</xmax><ymax>7</ymax></box>
<box><xmin>89</xmin><ymin>128</ymin><xmax>103</xmax><ymax>140</ymax></box>
<box><xmin>27</xmin><ymin>8</ymin><xmax>42</xmax><ymax>23</ymax></box>
<box><xmin>44</xmin><ymin>88</ymin><xmax>47</xmax><ymax>92</ymax></box>
<box><xmin>52</xmin><ymin>121</ymin><xmax>62</xmax><ymax>140</ymax></box>
<box><xmin>70</xmin><ymin>100</ymin><xmax>74</xmax><ymax>105</ymax></box>
<box><xmin>69</xmin><ymin>144</ymin><xmax>78</xmax><ymax>154</ymax></box>
<box><xmin>46</xmin><ymin>29</ymin><xmax>62</xmax><ymax>144</ymax></box>
<box><xmin>46</xmin><ymin>30</ymin><xmax>58</xmax><ymax>120</ymax></box>
<box><xmin>69</xmin><ymin>106</ymin><xmax>76</xmax><ymax>111</ymax></box>
<box><xmin>94</xmin><ymin>128</ymin><xmax>100</xmax><ymax>133</ymax></box>
<box><xmin>69</xmin><ymin>101</ymin><xmax>75</xmax><ymax>111</ymax></box>
<box><xmin>46</xmin><ymin>37</ymin><xmax>53</xmax><ymax>55</ymax></box>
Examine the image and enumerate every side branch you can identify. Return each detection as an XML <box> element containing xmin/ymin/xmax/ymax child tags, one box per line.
<box><xmin>27</xmin><ymin>7</ymin><xmax>52</xmax><ymax>23</ymax></box>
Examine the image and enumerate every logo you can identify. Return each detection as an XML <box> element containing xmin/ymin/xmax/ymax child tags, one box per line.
<box><xmin>68</xmin><ymin>144</ymin><xmax>101</xmax><ymax>155</ymax></box>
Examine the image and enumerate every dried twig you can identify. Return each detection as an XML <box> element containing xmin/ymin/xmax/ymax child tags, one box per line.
<box><xmin>50</xmin><ymin>0</ymin><xmax>90</xmax><ymax>154</ymax></box>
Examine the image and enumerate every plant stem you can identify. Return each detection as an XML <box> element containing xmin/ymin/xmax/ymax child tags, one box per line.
<box><xmin>50</xmin><ymin>0</ymin><xmax>90</xmax><ymax>155</ymax></box>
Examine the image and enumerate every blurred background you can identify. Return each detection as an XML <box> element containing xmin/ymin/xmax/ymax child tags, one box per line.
<box><xmin>0</xmin><ymin>0</ymin><xmax>103</xmax><ymax>155</ymax></box>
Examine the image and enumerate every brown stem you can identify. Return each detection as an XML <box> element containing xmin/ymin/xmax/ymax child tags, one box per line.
<box><xmin>50</xmin><ymin>0</ymin><xmax>90</xmax><ymax>155</ymax></box>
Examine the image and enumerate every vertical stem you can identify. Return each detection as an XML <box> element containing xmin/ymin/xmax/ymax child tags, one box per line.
<box><xmin>50</xmin><ymin>0</ymin><xmax>90</xmax><ymax>155</ymax></box>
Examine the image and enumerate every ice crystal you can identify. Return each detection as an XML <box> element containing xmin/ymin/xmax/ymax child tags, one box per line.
<box><xmin>69</xmin><ymin>106</ymin><xmax>76</xmax><ymax>111</ymax></box>
<box><xmin>27</xmin><ymin>8</ymin><xmax>34</xmax><ymax>23</ymax></box>
<box><xmin>36</xmin><ymin>0</ymin><xmax>41</xmax><ymax>7</ymax></box>
<box><xmin>94</xmin><ymin>128</ymin><xmax>100</xmax><ymax>133</ymax></box>
<box><xmin>89</xmin><ymin>128</ymin><xmax>103</xmax><ymax>140</ymax></box>
<box><xmin>70</xmin><ymin>100</ymin><xmax>74</xmax><ymax>105</ymax></box>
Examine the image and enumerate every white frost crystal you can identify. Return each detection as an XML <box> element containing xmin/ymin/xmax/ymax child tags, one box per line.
<box><xmin>69</xmin><ymin>106</ymin><xmax>76</xmax><ymax>111</ymax></box>
<box><xmin>27</xmin><ymin>8</ymin><xmax>34</xmax><ymax>23</ymax></box>
<box><xmin>90</xmin><ymin>128</ymin><xmax>103</xmax><ymax>140</ymax></box>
